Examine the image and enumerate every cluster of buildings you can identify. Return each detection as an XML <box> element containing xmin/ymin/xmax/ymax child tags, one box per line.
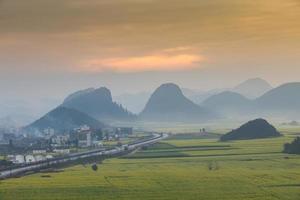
<box><xmin>102</xmin><ymin>127</ymin><xmax>133</xmax><ymax>141</ymax></box>
<box><xmin>1</xmin><ymin>125</ymin><xmax>133</xmax><ymax>165</ymax></box>
<box><xmin>41</xmin><ymin>125</ymin><xmax>133</xmax><ymax>148</ymax></box>
<box><xmin>7</xmin><ymin>154</ymin><xmax>54</xmax><ymax>164</ymax></box>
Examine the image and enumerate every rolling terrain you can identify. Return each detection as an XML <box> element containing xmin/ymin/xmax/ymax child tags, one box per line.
<box><xmin>200</xmin><ymin>82</ymin><xmax>300</xmax><ymax>120</ymax></box>
<box><xmin>62</xmin><ymin>87</ymin><xmax>136</xmax><ymax>122</ymax></box>
<box><xmin>1</xmin><ymin>127</ymin><xmax>300</xmax><ymax>200</ymax></box>
<box><xmin>26</xmin><ymin>107</ymin><xmax>107</xmax><ymax>132</ymax></box>
<box><xmin>140</xmin><ymin>83</ymin><xmax>215</xmax><ymax>122</ymax></box>
<box><xmin>232</xmin><ymin>78</ymin><xmax>273</xmax><ymax>99</ymax></box>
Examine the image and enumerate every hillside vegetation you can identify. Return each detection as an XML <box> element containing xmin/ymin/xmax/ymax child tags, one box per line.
<box><xmin>220</xmin><ymin>119</ymin><xmax>281</xmax><ymax>141</ymax></box>
<box><xmin>1</xmin><ymin>128</ymin><xmax>300</xmax><ymax>200</ymax></box>
<box><xmin>27</xmin><ymin>107</ymin><xmax>106</xmax><ymax>131</ymax></box>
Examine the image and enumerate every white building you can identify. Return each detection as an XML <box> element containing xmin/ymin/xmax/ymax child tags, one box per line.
<box><xmin>93</xmin><ymin>141</ymin><xmax>103</xmax><ymax>147</ymax></box>
<box><xmin>15</xmin><ymin>155</ymin><xmax>25</xmax><ymax>164</ymax></box>
<box><xmin>7</xmin><ymin>155</ymin><xmax>26</xmax><ymax>164</ymax></box>
<box><xmin>35</xmin><ymin>155</ymin><xmax>46</xmax><ymax>162</ymax></box>
<box><xmin>46</xmin><ymin>155</ymin><xmax>54</xmax><ymax>159</ymax></box>
<box><xmin>53</xmin><ymin>149</ymin><xmax>70</xmax><ymax>154</ymax></box>
<box><xmin>77</xmin><ymin>128</ymin><xmax>93</xmax><ymax>147</ymax></box>
<box><xmin>33</xmin><ymin>150</ymin><xmax>47</xmax><ymax>154</ymax></box>
<box><xmin>87</xmin><ymin>132</ymin><xmax>92</xmax><ymax>147</ymax></box>
<box><xmin>51</xmin><ymin>135</ymin><xmax>69</xmax><ymax>146</ymax></box>
<box><xmin>7</xmin><ymin>155</ymin><xmax>15</xmax><ymax>163</ymax></box>
<box><xmin>25</xmin><ymin>155</ymin><xmax>36</xmax><ymax>163</ymax></box>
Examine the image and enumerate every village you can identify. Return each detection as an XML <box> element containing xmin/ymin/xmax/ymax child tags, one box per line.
<box><xmin>0</xmin><ymin>125</ymin><xmax>133</xmax><ymax>165</ymax></box>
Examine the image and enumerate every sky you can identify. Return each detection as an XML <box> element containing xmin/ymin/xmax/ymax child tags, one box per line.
<box><xmin>1</xmin><ymin>0</ymin><xmax>300</xmax><ymax>103</ymax></box>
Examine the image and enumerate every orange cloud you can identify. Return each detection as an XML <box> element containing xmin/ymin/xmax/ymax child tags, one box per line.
<box><xmin>162</xmin><ymin>46</ymin><xmax>194</xmax><ymax>53</ymax></box>
<box><xmin>80</xmin><ymin>54</ymin><xmax>205</xmax><ymax>73</ymax></box>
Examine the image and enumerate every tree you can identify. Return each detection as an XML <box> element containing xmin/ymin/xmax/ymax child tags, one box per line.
<box><xmin>284</xmin><ymin>137</ymin><xmax>300</xmax><ymax>154</ymax></box>
<box><xmin>95</xmin><ymin>129</ymin><xmax>103</xmax><ymax>140</ymax></box>
<box><xmin>9</xmin><ymin>139</ymin><xmax>14</xmax><ymax>148</ymax></box>
<box><xmin>91</xmin><ymin>163</ymin><xmax>98</xmax><ymax>171</ymax></box>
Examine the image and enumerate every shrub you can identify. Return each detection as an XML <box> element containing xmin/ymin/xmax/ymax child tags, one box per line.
<box><xmin>283</xmin><ymin>137</ymin><xmax>300</xmax><ymax>154</ymax></box>
<box><xmin>91</xmin><ymin>163</ymin><xmax>98</xmax><ymax>171</ymax></box>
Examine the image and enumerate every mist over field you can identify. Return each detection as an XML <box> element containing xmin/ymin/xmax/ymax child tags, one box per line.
<box><xmin>1</xmin><ymin>1</ymin><xmax>300</xmax><ymax>200</ymax></box>
<box><xmin>1</xmin><ymin>0</ymin><xmax>300</xmax><ymax>125</ymax></box>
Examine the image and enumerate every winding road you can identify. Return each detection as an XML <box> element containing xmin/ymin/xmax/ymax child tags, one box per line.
<box><xmin>0</xmin><ymin>133</ymin><xmax>168</xmax><ymax>180</ymax></box>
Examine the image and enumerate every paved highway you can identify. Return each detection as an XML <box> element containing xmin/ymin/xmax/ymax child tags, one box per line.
<box><xmin>0</xmin><ymin>133</ymin><xmax>168</xmax><ymax>179</ymax></box>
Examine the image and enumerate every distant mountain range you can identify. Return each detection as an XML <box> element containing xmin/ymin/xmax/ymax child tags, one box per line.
<box><xmin>255</xmin><ymin>82</ymin><xmax>300</xmax><ymax>111</ymax></box>
<box><xmin>3</xmin><ymin>77</ymin><xmax>275</xmax><ymax>129</ymax></box>
<box><xmin>113</xmin><ymin>78</ymin><xmax>273</xmax><ymax>112</ymax></box>
<box><xmin>23</xmin><ymin>79</ymin><xmax>300</xmax><ymax>131</ymax></box>
<box><xmin>182</xmin><ymin>88</ymin><xmax>227</xmax><ymax>105</ymax></box>
<box><xmin>62</xmin><ymin>87</ymin><xmax>136</xmax><ymax>122</ymax></box>
<box><xmin>202</xmin><ymin>82</ymin><xmax>300</xmax><ymax>119</ymax></box>
<box><xmin>27</xmin><ymin>107</ymin><xmax>106</xmax><ymax>132</ymax></box>
<box><xmin>26</xmin><ymin>87</ymin><xmax>136</xmax><ymax>132</ymax></box>
<box><xmin>232</xmin><ymin>78</ymin><xmax>273</xmax><ymax>99</ymax></box>
<box><xmin>181</xmin><ymin>78</ymin><xmax>272</xmax><ymax>104</ymax></box>
<box><xmin>139</xmin><ymin>83</ymin><xmax>215</xmax><ymax>122</ymax></box>
<box><xmin>202</xmin><ymin>91</ymin><xmax>252</xmax><ymax>116</ymax></box>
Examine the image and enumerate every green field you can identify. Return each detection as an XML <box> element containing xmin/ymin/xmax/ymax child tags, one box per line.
<box><xmin>1</xmin><ymin>128</ymin><xmax>300</xmax><ymax>200</ymax></box>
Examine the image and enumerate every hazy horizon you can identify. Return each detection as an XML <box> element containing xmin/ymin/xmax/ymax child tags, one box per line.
<box><xmin>1</xmin><ymin>2</ymin><xmax>300</xmax><ymax>198</ymax></box>
<box><xmin>1</xmin><ymin>0</ymin><xmax>300</xmax><ymax>124</ymax></box>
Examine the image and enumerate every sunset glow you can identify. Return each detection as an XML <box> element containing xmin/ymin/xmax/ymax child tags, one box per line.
<box><xmin>81</xmin><ymin>54</ymin><xmax>204</xmax><ymax>73</ymax></box>
<box><xmin>0</xmin><ymin>0</ymin><xmax>300</xmax><ymax>100</ymax></box>
<box><xmin>1</xmin><ymin>1</ymin><xmax>300</xmax><ymax>199</ymax></box>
